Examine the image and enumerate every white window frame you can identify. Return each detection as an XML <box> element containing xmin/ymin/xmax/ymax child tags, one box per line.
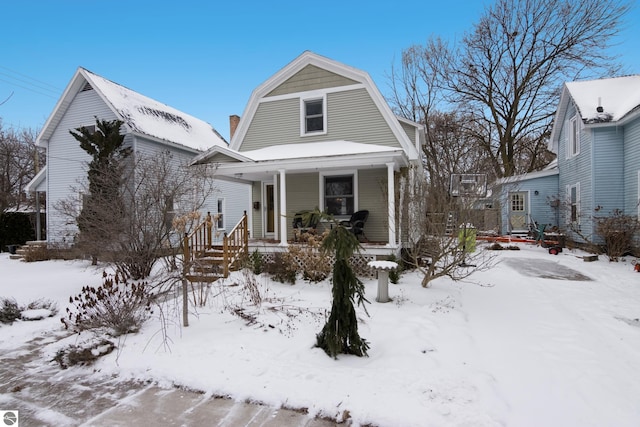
<box><xmin>216</xmin><ymin>198</ymin><xmax>225</xmax><ymax>231</ymax></box>
<box><xmin>567</xmin><ymin>115</ymin><xmax>580</xmax><ymax>158</ymax></box>
<box><xmin>300</xmin><ymin>93</ymin><xmax>327</xmax><ymax>136</ymax></box>
<box><xmin>566</xmin><ymin>182</ymin><xmax>581</xmax><ymax>225</ymax></box>
<box><xmin>319</xmin><ymin>170</ymin><xmax>358</xmax><ymax>217</ymax></box>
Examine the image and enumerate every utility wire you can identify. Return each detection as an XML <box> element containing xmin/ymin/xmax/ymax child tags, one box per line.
<box><xmin>0</xmin><ymin>65</ymin><xmax>62</xmax><ymax>99</ymax></box>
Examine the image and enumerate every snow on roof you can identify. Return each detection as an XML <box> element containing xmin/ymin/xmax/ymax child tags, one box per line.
<box><xmin>84</xmin><ymin>69</ymin><xmax>228</xmax><ymax>152</ymax></box>
<box><xmin>240</xmin><ymin>140</ymin><xmax>401</xmax><ymax>161</ymax></box>
<box><xmin>566</xmin><ymin>75</ymin><xmax>640</xmax><ymax>123</ymax></box>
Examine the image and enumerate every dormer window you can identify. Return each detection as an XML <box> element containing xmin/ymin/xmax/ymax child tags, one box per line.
<box><xmin>301</xmin><ymin>95</ymin><xmax>326</xmax><ymax>135</ymax></box>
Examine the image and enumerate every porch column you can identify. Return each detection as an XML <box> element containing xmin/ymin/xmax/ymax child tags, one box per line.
<box><xmin>279</xmin><ymin>169</ymin><xmax>288</xmax><ymax>246</ymax></box>
<box><xmin>387</xmin><ymin>162</ymin><xmax>396</xmax><ymax>247</ymax></box>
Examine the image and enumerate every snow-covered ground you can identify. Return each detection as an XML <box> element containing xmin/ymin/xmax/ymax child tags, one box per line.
<box><xmin>1</xmin><ymin>243</ymin><xmax>640</xmax><ymax>427</ymax></box>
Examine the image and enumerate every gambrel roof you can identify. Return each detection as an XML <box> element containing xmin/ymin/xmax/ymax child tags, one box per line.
<box><xmin>37</xmin><ymin>67</ymin><xmax>228</xmax><ymax>153</ymax></box>
<box><xmin>193</xmin><ymin>51</ymin><xmax>421</xmax><ymax>171</ymax></box>
<box><xmin>231</xmin><ymin>51</ymin><xmax>420</xmax><ymax>160</ymax></box>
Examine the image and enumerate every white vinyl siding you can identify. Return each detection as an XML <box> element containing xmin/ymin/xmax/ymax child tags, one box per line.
<box><xmin>241</xmin><ymin>88</ymin><xmax>401</xmax><ymax>152</ymax></box>
<box><xmin>46</xmin><ymin>87</ymin><xmax>116</xmax><ymax>245</ymax></box>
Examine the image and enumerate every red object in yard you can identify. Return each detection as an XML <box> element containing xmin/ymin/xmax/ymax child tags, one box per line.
<box><xmin>634</xmin><ymin>263</ymin><xmax>640</xmax><ymax>272</ymax></box>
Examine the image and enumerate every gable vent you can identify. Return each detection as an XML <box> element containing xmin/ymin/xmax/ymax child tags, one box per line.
<box><xmin>81</xmin><ymin>82</ymin><xmax>93</xmax><ymax>92</ymax></box>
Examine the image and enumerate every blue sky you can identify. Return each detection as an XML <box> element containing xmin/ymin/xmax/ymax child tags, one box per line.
<box><xmin>2</xmin><ymin>0</ymin><xmax>639</xmax><ymax>141</ymax></box>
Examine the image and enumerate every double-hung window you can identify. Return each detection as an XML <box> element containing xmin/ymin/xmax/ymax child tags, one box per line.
<box><xmin>323</xmin><ymin>173</ymin><xmax>355</xmax><ymax>216</ymax></box>
<box><xmin>302</xmin><ymin>95</ymin><xmax>326</xmax><ymax>135</ymax></box>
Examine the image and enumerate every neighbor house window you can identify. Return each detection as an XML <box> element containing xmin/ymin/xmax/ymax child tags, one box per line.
<box><xmin>510</xmin><ymin>193</ymin><xmax>524</xmax><ymax>212</ymax></box>
<box><xmin>77</xmin><ymin>124</ymin><xmax>96</xmax><ymax>135</ymax></box>
<box><xmin>568</xmin><ymin>115</ymin><xmax>580</xmax><ymax>158</ymax></box>
<box><xmin>323</xmin><ymin>173</ymin><xmax>356</xmax><ymax>216</ymax></box>
<box><xmin>567</xmin><ymin>183</ymin><xmax>580</xmax><ymax>224</ymax></box>
<box><xmin>302</xmin><ymin>96</ymin><xmax>326</xmax><ymax>135</ymax></box>
<box><xmin>216</xmin><ymin>198</ymin><xmax>224</xmax><ymax>230</ymax></box>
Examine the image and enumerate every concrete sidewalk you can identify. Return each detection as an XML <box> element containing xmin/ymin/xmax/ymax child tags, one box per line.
<box><xmin>0</xmin><ymin>333</ymin><xmax>338</xmax><ymax>427</ymax></box>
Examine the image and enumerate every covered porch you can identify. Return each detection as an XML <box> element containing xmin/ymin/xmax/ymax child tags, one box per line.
<box><xmin>193</xmin><ymin>141</ymin><xmax>409</xmax><ymax>254</ymax></box>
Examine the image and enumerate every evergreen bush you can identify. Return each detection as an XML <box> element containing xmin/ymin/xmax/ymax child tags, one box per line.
<box><xmin>315</xmin><ymin>215</ymin><xmax>370</xmax><ymax>358</ymax></box>
<box><xmin>0</xmin><ymin>297</ymin><xmax>21</xmax><ymax>324</ymax></box>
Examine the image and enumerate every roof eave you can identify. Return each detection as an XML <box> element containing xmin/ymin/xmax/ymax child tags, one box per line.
<box><xmin>211</xmin><ymin>150</ymin><xmax>408</xmax><ymax>178</ymax></box>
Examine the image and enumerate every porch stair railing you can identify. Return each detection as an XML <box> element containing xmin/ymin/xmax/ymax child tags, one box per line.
<box><xmin>183</xmin><ymin>211</ymin><xmax>248</xmax><ymax>283</ymax></box>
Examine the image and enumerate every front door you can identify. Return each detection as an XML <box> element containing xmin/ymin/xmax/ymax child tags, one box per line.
<box><xmin>508</xmin><ymin>191</ymin><xmax>528</xmax><ymax>232</ymax></box>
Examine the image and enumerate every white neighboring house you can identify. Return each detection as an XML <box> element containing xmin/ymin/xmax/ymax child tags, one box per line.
<box><xmin>26</xmin><ymin>67</ymin><xmax>250</xmax><ymax>246</ymax></box>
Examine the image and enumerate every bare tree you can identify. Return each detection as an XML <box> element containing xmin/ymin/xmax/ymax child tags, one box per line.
<box><xmin>56</xmin><ymin>149</ymin><xmax>217</xmax><ymax>279</ymax></box>
<box><xmin>390</xmin><ymin>0</ymin><xmax>629</xmax><ymax>178</ymax></box>
<box><xmin>115</xmin><ymin>152</ymin><xmax>218</xmax><ymax>279</ymax></box>
<box><xmin>399</xmin><ymin>167</ymin><xmax>494</xmax><ymax>288</ymax></box>
<box><xmin>0</xmin><ymin>121</ymin><xmax>41</xmax><ymax>214</ymax></box>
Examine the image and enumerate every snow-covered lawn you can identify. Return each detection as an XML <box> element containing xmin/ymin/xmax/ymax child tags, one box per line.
<box><xmin>1</xmin><ymin>243</ymin><xmax>640</xmax><ymax>427</ymax></box>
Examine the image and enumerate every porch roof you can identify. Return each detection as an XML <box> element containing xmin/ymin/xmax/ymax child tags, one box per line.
<box><xmin>24</xmin><ymin>167</ymin><xmax>47</xmax><ymax>193</ymax></box>
<box><xmin>192</xmin><ymin>140</ymin><xmax>407</xmax><ymax>182</ymax></box>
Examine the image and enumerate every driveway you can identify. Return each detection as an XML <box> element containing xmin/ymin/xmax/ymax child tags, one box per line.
<box><xmin>0</xmin><ymin>332</ymin><xmax>337</xmax><ymax>427</ymax></box>
<box><xmin>503</xmin><ymin>257</ymin><xmax>593</xmax><ymax>281</ymax></box>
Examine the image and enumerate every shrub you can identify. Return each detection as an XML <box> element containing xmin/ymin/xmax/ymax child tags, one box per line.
<box><xmin>385</xmin><ymin>254</ymin><xmax>403</xmax><ymax>284</ymax></box>
<box><xmin>594</xmin><ymin>208</ymin><xmax>640</xmax><ymax>261</ymax></box>
<box><xmin>265</xmin><ymin>252</ymin><xmax>298</xmax><ymax>284</ymax></box>
<box><xmin>23</xmin><ymin>245</ymin><xmax>51</xmax><ymax>262</ymax></box>
<box><xmin>52</xmin><ymin>339</ymin><xmax>115</xmax><ymax>369</ymax></box>
<box><xmin>26</xmin><ymin>298</ymin><xmax>59</xmax><ymax>313</ymax></box>
<box><xmin>289</xmin><ymin>232</ymin><xmax>331</xmax><ymax>283</ymax></box>
<box><xmin>248</xmin><ymin>250</ymin><xmax>264</xmax><ymax>275</ymax></box>
<box><xmin>0</xmin><ymin>212</ymin><xmax>36</xmax><ymax>253</ymax></box>
<box><xmin>62</xmin><ymin>272</ymin><xmax>154</xmax><ymax>336</ymax></box>
<box><xmin>0</xmin><ymin>298</ymin><xmax>21</xmax><ymax>324</ymax></box>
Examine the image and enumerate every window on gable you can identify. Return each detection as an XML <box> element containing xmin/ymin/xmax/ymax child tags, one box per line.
<box><xmin>303</xmin><ymin>98</ymin><xmax>325</xmax><ymax>134</ymax></box>
<box><xmin>568</xmin><ymin>115</ymin><xmax>580</xmax><ymax>157</ymax></box>
<box><xmin>324</xmin><ymin>174</ymin><xmax>354</xmax><ymax>216</ymax></box>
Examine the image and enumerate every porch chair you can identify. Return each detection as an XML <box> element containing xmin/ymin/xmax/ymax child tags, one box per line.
<box><xmin>292</xmin><ymin>210</ymin><xmax>320</xmax><ymax>241</ymax></box>
<box><xmin>340</xmin><ymin>210</ymin><xmax>369</xmax><ymax>241</ymax></box>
